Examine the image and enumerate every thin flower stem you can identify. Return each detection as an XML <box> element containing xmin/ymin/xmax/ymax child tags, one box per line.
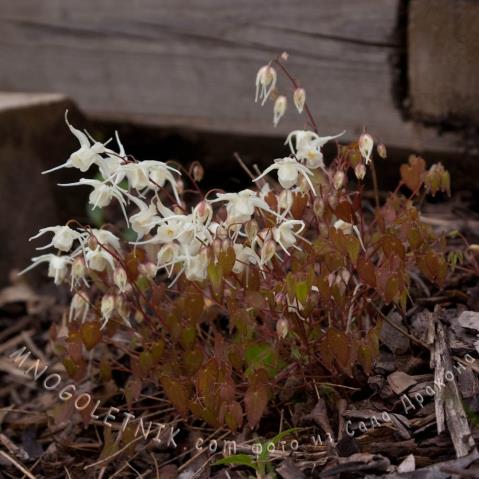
<box><xmin>272</xmin><ymin>58</ymin><xmax>319</xmax><ymax>133</ymax></box>
<box><xmin>370</xmin><ymin>158</ymin><xmax>380</xmax><ymax>209</ymax></box>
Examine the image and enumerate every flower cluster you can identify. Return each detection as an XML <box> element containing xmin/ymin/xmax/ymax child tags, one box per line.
<box><xmin>20</xmin><ymin>56</ymin><xmax>458</xmax><ymax>431</ymax></box>
<box><xmin>22</xmin><ymin>104</ymin><xmax>357</xmax><ymax>331</ymax></box>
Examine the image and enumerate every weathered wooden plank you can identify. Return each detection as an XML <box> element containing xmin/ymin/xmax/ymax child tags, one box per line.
<box><xmin>0</xmin><ymin>93</ymin><xmax>87</xmax><ymax>285</ymax></box>
<box><xmin>409</xmin><ymin>0</ymin><xmax>479</xmax><ymax>125</ymax></box>
<box><xmin>0</xmin><ymin>1</ymin><xmax>462</xmax><ymax>152</ymax></box>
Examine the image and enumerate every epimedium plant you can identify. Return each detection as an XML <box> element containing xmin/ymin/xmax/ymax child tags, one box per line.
<box><xmin>21</xmin><ymin>53</ymin><xmax>457</xmax><ymax>432</ymax></box>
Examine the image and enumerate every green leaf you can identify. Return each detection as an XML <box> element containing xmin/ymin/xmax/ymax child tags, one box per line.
<box><xmin>213</xmin><ymin>454</ymin><xmax>257</xmax><ymax>470</ymax></box>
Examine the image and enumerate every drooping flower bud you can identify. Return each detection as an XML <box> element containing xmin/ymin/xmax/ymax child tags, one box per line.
<box><xmin>276</xmin><ymin>318</ymin><xmax>289</xmax><ymax>339</ymax></box>
<box><xmin>358</xmin><ymin>133</ymin><xmax>374</xmax><ymax>164</ymax></box>
<box><xmin>88</xmin><ymin>235</ymin><xmax>98</xmax><ymax>250</ymax></box>
<box><xmin>313</xmin><ymin>197</ymin><xmax>325</xmax><ymax>217</ymax></box>
<box><xmin>333</xmin><ymin>171</ymin><xmax>346</xmax><ymax>190</ymax></box>
<box><xmin>71</xmin><ymin>257</ymin><xmax>86</xmax><ymax>284</ymax></box>
<box><xmin>100</xmin><ymin>294</ymin><xmax>115</xmax><ymax>329</ymax></box>
<box><xmin>354</xmin><ymin>163</ymin><xmax>366</xmax><ymax>180</ymax></box>
<box><xmin>245</xmin><ymin>219</ymin><xmax>259</xmax><ymax>243</ymax></box>
<box><xmin>255</xmin><ymin>65</ymin><xmax>277</xmax><ymax>106</ymax></box>
<box><xmin>221</xmin><ymin>238</ymin><xmax>232</xmax><ymax>252</ymax></box>
<box><xmin>212</xmin><ymin>238</ymin><xmax>223</xmax><ymax>258</ymax></box>
<box><xmin>175</xmin><ymin>179</ymin><xmax>184</xmax><ymax>195</ymax></box>
<box><xmin>377</xmin><ymin>143</ymin><xmax>387</xmax><ymax>159</ymax></box>
<box><xmin>328</xmin><ymin>194</ymin><xmax>338</xmax><ymax>210</ymax></box>
<box><xmin>194</xmin><ymin>200</ymin><xmax>213</xmax><ymax>224</ymax></box>
<box><xmin>192</xmin><ymin>163</ymin><xmax>204</xmax><ymax>182</ymax></box>
<box><xmin>260</xmin><ymin>239</ymin><xmax>276</xmax><ymax>266</ymax></box>
<box><xmin>278</xmin><ymin>189</ymin><xmax>293</xmax><ymax>210</ymax></box>
<box><xmin>138</xmin><ymin>262</ymin><xmax>157</xmax><ymax>279</ymax></box>
<box><xmin>293</xmin><ymin>88</ymin><xmax>306</xmax><ymax>114</ymax></box>
<box><xmin>113</xmin><ymin>267</ymin><xmax>128</xmax><ymax>293</ymax></box>
<box><xmin>115</xmin><ymin>295</ymin><xmax>131</xmax><ymax>327</ymax></box>
<box><xmin>69</xmin><ymin>291</ymin><xmax>89</xmax><ymax>323</ymax></box>
<box><xmin>425</xmin><ymin>163</ymin><xmax>451</xmax><ymax>197</ymax></box>
<box><xmin>273</xmin><ymin>95</ymin><xmax>287</xmax><ymax>127</ymax></box>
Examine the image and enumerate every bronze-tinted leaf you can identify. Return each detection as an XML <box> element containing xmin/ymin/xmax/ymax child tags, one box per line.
<box><xmin>244</xmin><ymin>381</ymin><xmax>269</xmax><ymax>429</ymax></box>
<box><xmin>160</xmin><ymin>376</ymin><xmax>189</xmax><ymax>417</ymax></box>
<box><xmin>80</xmin><ymin>321</ymin><xmax>102</xmax><ymax>351</ymax></box>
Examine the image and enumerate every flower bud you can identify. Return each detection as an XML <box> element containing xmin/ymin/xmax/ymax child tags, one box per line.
<box><xmin>221</xmin><ymin>238</ymin><xmax>232</xmax><ymax>251</ymax></box>
<box><xmin>113</xmin><ymin>267</ymin><xmax>128</xmax><ymax>293</ymax></box>
<box><xmin>100</xmin><ymin>294</ymin><xmax>115</xmax><ymax>328</ymax></box>
<box><xmin>333</xmin><ymin>171</ymin><xmax>346</xmax><ymax>190</ymax></box>
<box><xmin>138</xmin><ymin>262</ymin><xmax>157</xmax><ymax>279</ymax></box>
<box><xmin>377</xmin><ymin>143</ymin><xmax>387</xmax><ymax>159</ymax></box>
<box><xmin>245</xmin><ymin>219</ymin><xmax>259</xmax><ymax>243</ymax></box>
<box><xmin>255</xmin><ymin>65</ymin><xmax>277</xmax><ymax>105</ymax></box>
<box><xmin>71</xmin><ymin>257</ymin><xmax>86</xmax><ymax>281</ymax></box>
<box><xmin>194</xmin><ymin>200</ymin><xmax>213</xmax><ymax>224</ymax></box>
<box><xmin>215</xmin><ymin>225</ymin><xmax>228</xmax><ymax>240</ymax></box>
<box><xmin>276</xmin><ymin>318</ymin><xmax>289</xmax><ymax>339</ymax></box>
<box><xmin>358</xmin><ymin>133</ymin><xmax>374</xmax><ymax>164</ymax></box>
<box><xmin>354</xmin><ymin>163</ymin><xmax>366</xmax><ymax>180</ymax></box>
<box><xmin>313</xmin><ymin>197</ymin><xmax>325</xmax><ymax>217</ymax></box>
<box><xmin>69</xmin><ymin>291</ymin><xmax>89</xmax><ymax>323</ymax></box>
<box><xmin>173</xmin><ymin>205</ymin><xmax>184</xmax><ymax>215</ymax></box>
<box><xmin>328</xmin><ymin>193</ymin><xmax>338</xmax><ymax>210</ymax></box>
<box><xmin>88</xmin><ymin>236</ymin><xmax>98</xmax><ymax>250</ymax></box>
<box><xmin>293</xmin><ymin>88</ymin><xmax>306</xmax><ymax>114</ymax></box>
<box><xmin>273</xmin><ymin>95</ymin><xmax>287</xmax><ymax>127</ymax></box>
<box><xmin>260</xmin><ymin>239</ymin><xmax>276</xmax><ymax>266</ymax></box>
<box><xmin>115</xmin><ymin>296</ymin><xmax>131</xmax><ymax>326</ymax></box>
<box><xmin>279</xmin><ymin>189</ymin><xmax>293</xmax><ymax>210</ymax></box>
<box><xmin>175</xmin><ymin>179</ymin><xmax>184</xmax><ymax>195</ymax></box>
<box><xmin>469</xmin><ymin>244</ymin><xmax>479</xmax><ymax>254</ymax></box>
<box><xmin>192</xmin><ymin>163</ymin><xmax>204</xmax><ymax>182</ymax></box>
<box><xmin>212</xmin><ymin>238</ymin><xmax>223</xmax><ymax>258</ymax></box>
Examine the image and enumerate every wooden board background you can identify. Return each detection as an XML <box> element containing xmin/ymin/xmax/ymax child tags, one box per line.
<box><xmin>0</xmin><ymin>0</ymin><xmax>463</xmax><ymax>152</ymax></box>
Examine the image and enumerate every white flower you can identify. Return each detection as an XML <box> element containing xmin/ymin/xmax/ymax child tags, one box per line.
<box><xmin>19</xmin><ymin>254</ymin><xmax>72</xmax><ymax>285</ymax></box>
<box><xmin>157</xmin><ymin>243</ymin><xmax>181</xmax><ymax>276</ymax></box>
<box><xmin>43</xmin><ymin>111</ymin><xmax>108</xmax><ymax>174</ymax></box>
<box><xmin>127</xmin><ymin>196</ymin><xmax>160</xmax><ymax>239</ymax></box>
<box><xmin>84</xmin><ymin>247</ymin><xmax>115</xmax><ymax>272</ymax></box>
<box><xmin>358</xmin><ymin>133</ymin><xmax>374</xmax><ymax>164</ymax></box>
<box><xmin>89</xmin><ymin>229</ymin><xmax>121</xmax><ymax>251</ymax></box>
<box><xmin>233</xmin><ymin>244</ymin><xmax>259</xmax><ymax>274</ymax></box>
<box><xmin>97</xmin><ymin>131</ymin><xmax>125</xmax><ymax>179</ymax></box>
<box><xmin>333</xmin><ymin>220</ymin><xmax>366</xmax><ymax>252</ymax></box>
<box><xmin>333</xmin><ymin>219</ymin><xmax>353</xmax><ymax>235</ymax></box>
<box><xmin>272</xmin><ymin>219</ymin><xmax>305</xmax><ymax>254</ymax></box>
<box><xmin>273</xmin><ymin>95</ymin><xmax>287</xmax><ymax>127</ymax></box>
<box><xmin>59</xmin><ymin>178</ymin><xmax>129</xmax><ymax>223</ymax></box>
<box><xmin>30</xmin><ymin>225</ymin><xmax>81</xmax><ymax>252</ymax></box>
<box><xmin>254</xmin><ymin>157</ymin><xmax>316</xmax><ymax>193</ymax></box>
<box><xmin>286</xmin><ymin>130</ymin><xmax>345</xmax><ymax>169</ymax></box>
<box><xmin>212</xmin><ymin>189</ymin><xmax>275</xmax><ymax>224</ymax></box>
<box><xmin>116</xmin><ymin>162</ymin><xmax>150</xmax><ymax>190</ymax></box>
<box><xmin>184</xmin><ymin>249</ymin><xmax>209</xmax><ymax>282</ymax></box>
<box><xmin>255</xmin><ymin>65</ymin><xmax>277</xmax><ymax>106</ymax></box>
